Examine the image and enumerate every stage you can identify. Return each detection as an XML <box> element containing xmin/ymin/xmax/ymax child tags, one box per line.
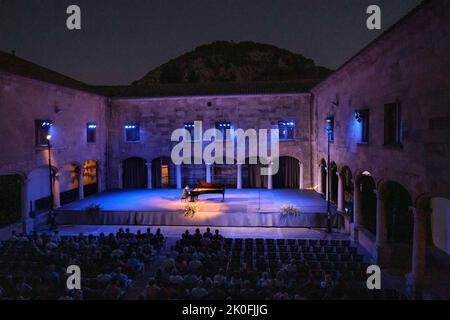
<box><xmin>55</xmin><ymin>189</ymin><xmax>338</xmax><ymax>228</ymax></box>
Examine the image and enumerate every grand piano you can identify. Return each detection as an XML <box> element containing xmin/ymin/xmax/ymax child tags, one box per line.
<box><xmin>189</xmin><ymin>180</ymin><xmax>225</xmax><ymax>202</ymax></box>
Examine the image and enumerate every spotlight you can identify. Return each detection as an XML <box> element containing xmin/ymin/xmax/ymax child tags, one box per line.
<box><xmin>46</xmin><ymin>134</ymin><xmax>52</xmax><ymax>141</ymax></box>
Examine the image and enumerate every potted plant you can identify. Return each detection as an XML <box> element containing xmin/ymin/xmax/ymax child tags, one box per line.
<box><xmin>280</xmin><ymin>204</ymin><xmax>300</xmax><ymax>222</ymax></box>
<box><xmin>184</xmin><ymin>202</ymin><xmax>198</xmax><ymax>218</ymax></box>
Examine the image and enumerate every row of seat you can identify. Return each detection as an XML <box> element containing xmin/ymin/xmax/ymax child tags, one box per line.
<box><xmin>229</xmin><ymin>251</ymin><xmax>364</xmax><ymax>262</ymax></box>
<box><xmin>224</xmin><ymin>238</ymin><xmax>352</xmax><ymax>246</ymax></box>
<box><xmin>226</xmin><ymin>244</ymin><xmax>358</xmax><ymax>254</ymax></box>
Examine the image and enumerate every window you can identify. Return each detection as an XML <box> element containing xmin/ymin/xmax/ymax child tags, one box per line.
<box><xmin>278</xmin><ymin>120</ymin><xmax>295</xmax><ymax>140</ymax></box>
<box><xmin>326</xmin><ymin>116</ymin><xmax>334</xmax><ymax>142</ymax></box>
<box><xmin>125</xmin><ymin>124</ymin><xmax>140</xmax><ymax>142</ymax></box>
<box><xmin>384</xmin><ymin>103</ymin><xmax>402</xmax><ymax>146</ymax></box>
<box><xmin>355</xmin><ymin>110</ymin><xmax>369</xmax><ymax>144</ymax></box>
<box><xmin>215</xmin><ymin>121</ymin><xmax>232</xmax><ymax>140</ymax></box>
<box><xmin>35</xmin><ymin>120</ymin><xmax>52</xmax><ymax>146</ymax></box>
<box><xmin>86</xmin><ymin>122</ymin><xmax>96</xmax><ymax>143</ymax></box>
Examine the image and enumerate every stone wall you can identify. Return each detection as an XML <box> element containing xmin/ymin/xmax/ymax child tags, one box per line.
<box><xmin>311</xmin><ymin>0</ymin><xmax>450</xmax><ymax>202</ymax></box>
<box><xmin>0</xmin><ymin>72</ymin><xmax>108</xmax><ymax>215</ymax></box>
<box><xmin>107</xmin><ymin>93</ymin><xmax>313</xmax><ymax>189</ymax></box>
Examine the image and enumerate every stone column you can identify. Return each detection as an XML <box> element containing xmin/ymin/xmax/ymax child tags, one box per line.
<box><xmin>206</xmin><ymin>164</ymin><xmax>212</xmax><ymax>183</ymax></box>
<box><xmin>374</xmin><ymin>190</ymin><xmax>388</xmax><ymax>265</ymax></box>
<box><xmin>299</xmin><ymin>162</ymin><xmax>304</xmax><ymax>189</ymax></box>
<box><xmin>118</xmin><ymin>163</ymin><xmax>123</xmax><ymax>189</ymax></box>
<box><xmin>146</xmin><ymin>161</ymin><xmax>152</xmax><ymax>189</ymax></box>
<box><xmin>53</xmin><ymin>173</ymin><xmax>61</xmax><ymax>208</ymax></box>
<box><xmin>78</xmin><ymin>168</ymin><xmax>85</xmax><ymax>200</ymax></box>
<box><xmin>407</xmin><ymin>206</ymin><xmax>428</xmax><ymax>298</ymax></box>
<box><xmin>96</xmin><ymin>162</ymin><xmax>102</xmax><ymax>192</ymax></box>
<box><xmin>337</xmin><ymin>172</ymin><xmax>345</xmax><ymax>212</ymax></box>
<box><xmin>176</xmin><ymin>164</ymin><xmax>182</xmax><ymax>189</ymax></box>
<box><xmin>237</xmin><ymin>164</ymin><xmax>242</xmax><ymax>189</ymax></box>
<box><xmin>317</xmin><ymin>165</ymin><xmax>322</xmax><ymax>193</ymax></box>
<box><xmin>267</xmin><ymin>161</ymin><xmax>273</xmax><ymax>190</ymax></box>
<box><xmin>352</xmin><ymin>179</ymin><xmax>361</xmax><ymax>240</ymax></box>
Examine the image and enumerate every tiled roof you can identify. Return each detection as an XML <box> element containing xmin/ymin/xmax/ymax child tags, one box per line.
<box><xmin>0</xmin><ymin>51</ymin><xmax>317</xmax><ymax>98</ymax></box>
<box><xmin>0</xmin><ymin>51</ymin><xmax>95</xmax><ymax>93</ymax></box>
<box><xmin>92</xmin><ymin>80</ymin><xmax>317</xmax><ymax>98</ymax></box>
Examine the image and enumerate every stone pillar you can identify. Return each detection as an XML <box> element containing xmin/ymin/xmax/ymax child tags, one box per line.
<box><xmin>118</xmin><ymin>163</ymin><xmax>123</xmax><ymax>189</ymax></box>
<box><xmin>96</xmin><ymin>162</ymin><xmax>102</xmax><ymax>192</ymax></box>
<box><xmin>352</xmin><ymin>179</ymin><xmax>361</xmax><ymax>241</ymax></box>
<box><xmin>176</xmin><ymin>164</ymin><xmax>182</xmax><ymax>189</ymax></box>
<box><xmin>206</xmin><ymin>164</ymin><xmax>212</xmax><ymax>183</ymax></box>
<box><xmin>407</xmin><ymin>206</ymin><xmax>428</xmax><ymax>298</ymax></box>
<box><xmin>78</xmin><ymin>168</ymin><xmax>85</xmax><ymax>200</ymax></box>
<box><xmin>237</xmin><ymin>164</ymin><xmax>242</xmax><ymax>189</ymax></box>
<box><xmin>299</xmin><ymin>162</ymin><xmax>304</xmax><ymax>189</ymax></box>
<box><xmin>337</xmin><ymin>172</ymin><xmax>344</xmax><ymax>212</ymax></box>
<box><xmin>146</xmin><ymin>162</ymin><xmax>152</xmax><ymax>189</ymax></box>
<box><xmin>267</xmin><ymin>161</ymin><xmax>273</xmax><ymax>190</ymax></box>
<box><xmin>317</xmin><ymin>165</ymin><xmax>322</xmax><ymax>193</ymax></box>
<box><xmin>21</xmin><ymin>178</ymin><xmax>34</xmax><ymax>234</ymax></box>
<box><xmin>374</xmin><ymin>190</ymin><xmax>388</xmax><ymax>265</ymax></box>
<box><xmin>53</xmin><ymin>173</ymin><xmax>60</xmax><ymax>208</ymax></box>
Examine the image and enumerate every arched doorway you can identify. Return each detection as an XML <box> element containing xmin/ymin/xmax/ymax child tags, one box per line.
<box><xmin>0</xmin><ymin>174</ymin><xmax>22</xmax><ymax>227</ymax></box>
<box><xmin>319</xmin><ymin>159</ymin><xmax>327</xmax><ymax>195</ymax></box>
<box><xmin>330</xmin><ymin>162</ymin><xmax>338</xmax><ymax>204</ymax></box>
<box><xmin>60</xmin><ymin>163</ymin><xmax>80</xmax><ymax>205</ymax></box>
<box><xmin>83</xmin><ymin>160</ymin><xmax>99</xmax><ymax>197</ymax></box>
<box><xmin>382</xmin><ymin>181</ymin><xmax>413</xmax><ymax>270</ymax></box>
<box><xmin>122</xmin><ymin>157</ymin><xmax>148</xmax><ymax>189</ymax></box>
<box><xmin>273</xmin><ymin>156</ymin><xmax>299</xmax><ymax>189</ymax></box>
<box><xmin>359</xmin><ymin>172</ymin><xmax>377</xmax><ymax>236</ymax></box>
<box><xmin>212</xmin><ymin>157</ymin><xmax>237</xmax><ymax>188</ymax></box>
<box><xmin>151</xmin><ymin>156</ymin><xmax>176</xmax><ymax>188</ymax></box>
<box><xmin>242</xmin><ymin>157</ymin><xmax>268</xmax><ymax>188</ymax></box>
<box><xmin>383</xmin><ymin>181</ymin><xmax>413</xmax><ymax>243</ymax></box>
<box><xmin>341</xmin><ymin>166</ymin><xmax>353</xmax><ymax>213</ymax></box>
<box><xmin>181</xmin><ymin>158</ymin><xmax>206</xmax><ymax>187</ymax></box>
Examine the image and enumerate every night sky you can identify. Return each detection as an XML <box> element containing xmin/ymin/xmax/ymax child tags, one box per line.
<box><xmin>0</xmin><ymin>0</ymin><xmax>422</xmax><ymax>85</ymax></box>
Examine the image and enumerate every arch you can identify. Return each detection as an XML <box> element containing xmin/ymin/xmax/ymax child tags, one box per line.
<box><xmin>0</xmin><ymin>173</ymin><xmax>23</xmax><ymax>227</ymax></box>
<box><xmin>340</xmin><ymin>166</ymin><xmax>353</xmax><ymax>212</ymax></box>
<box><xmin>357</xmin><ymin>171</ymin><xmax>377</xmax><ymax>236</ymax></box>
<box><xmin>212</xmin><ymin>156</ymin><xmax>237</xmax><ymax>188</ymax></box>
<box><xmin>82</xmin><ymin>160</ymin><xmax>99</xmax><ymax>197</ymax></box>
<box><xmin>381</xmin><ymin>180</ymin><xmax>414</xmax><ymax>243</ymax></box>
<box><xmin>151</xmin><ymin>156</ymin><xmax>175</xmax><ymax>188</ymax></box>
<box><xmin>59</xmin><ymin>162</ymin><xmax>81</xmax><ymax>205</ymax></box>
<box><xmin>273</xmin><ymin>156</ymin><xmax>300</xmax><ymax>189</ymax></box>
<box><xmin>330</xmin><ymin>161</ymin><xmax>338</xmax><ymax>204</ymax></box>
<box><xmin>181</xmin><ymin>157</ymin><xmax>206</xmax><ymax>187</ymax></box>
<box><xmin>319</xmin><ymin>159</ymin><xmax>327</xmax><ymax>195</ymax></box>
<box><xmin>122</xmin><ymin>157</ymin><xmax>148</xmax><ymax>189</ymax></box>
<box><xmin>242</xmin><ymin>156</ymin><xmax>269</xmax><ymax>188</ymax></box>
<box><xmin>429</xmin><ymin>195</ymin><xmax>450</xmax><ymax>254</ymax></box>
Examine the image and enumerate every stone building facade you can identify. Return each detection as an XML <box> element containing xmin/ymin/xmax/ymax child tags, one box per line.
<box><xmin>107</xmin><ymin>93</ymin><xmax>312</xmax><ymax>191</ymax></box>
<box><xmin>311</xmin><ymin>0</ymin><xmax>450</xmax><ymax>294</ymax></box>
<box><xmin>0</xmin><ymin>0</ymin><xmax>448</xmax><ymax>296</ymax></box>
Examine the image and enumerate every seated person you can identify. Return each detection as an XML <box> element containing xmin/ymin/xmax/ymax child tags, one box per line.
<box><xmin>181</xmin><ymin>185</ymin><xmax>190</xmax><ymax>201</ymax></box>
